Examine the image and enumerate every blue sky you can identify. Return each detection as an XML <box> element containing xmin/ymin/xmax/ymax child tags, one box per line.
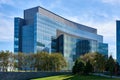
<box><xmin>0</xmin><ymin>0</ymin><xmax>119</xmax><ymax>59</ymax></box>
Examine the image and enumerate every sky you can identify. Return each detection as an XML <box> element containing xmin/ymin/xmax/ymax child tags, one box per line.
<box><xmin>0</xmin><ymin>0</ymin><xmax>119</xmax><ymax>59</ymax></box>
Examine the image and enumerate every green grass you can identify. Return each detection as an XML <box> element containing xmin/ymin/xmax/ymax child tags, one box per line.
<box><xmin>31</xmin><ymin>75</ymin><xmax>120</xmax><ymax>80</ymax></box>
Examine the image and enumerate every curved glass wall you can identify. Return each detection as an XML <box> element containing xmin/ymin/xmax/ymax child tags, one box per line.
<box><xmin>36</xmin><ymin>13</ymin><xmax>103</xmax><ymax>53</ymax></box>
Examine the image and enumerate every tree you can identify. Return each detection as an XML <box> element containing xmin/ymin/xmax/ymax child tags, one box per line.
<box><xmin>0</xmin><ymin>51</ymin><xmax>67</xmax><ymax>72</ymax></box>
<box><xmin>34</xmin><ymin>52</ymin><xmax>49</xmax><ymax>71</ymax></box>
<box><xmin>72</xmin><ymin>58</ymin><xmax>85</xmax><ymax>74</ymax></box>
<box><xmin>80</xmin><ymin>52</ymin><xmax>97</xmax><ymax>65</ymax></box>
<box><xmin>15</xmin><ymin>52</ymin><xmax>26</xmax><ymax>71</ymax></box>
<box><xmin>105</xmin><ymin>56</ymin><xmax>115</xmax><ymax>77</ymax></box>
<box><xmin>115</xmin><ymin>62</ymin><xmax>120</xmax><ymax>75</ymax></box>
<box><xmin>80</xmin><ymin>52</ymin><xmax>107</xmax><ymax>73</ymax></box>
<box><xmin>0</xmin><ymin>51</ymin><xmax>14</xmax><ymax>72</ymax></box>
<box><xmin>50</xmin><ymin>53</ymin><xmax>67</xmax><ymax>71</ymax></box>
<box><xmin>94</xmin><ymin>53</ymin><xmax>106</xmax><ymax>72</ymax></box>
<box><xmin>23</xmin><ymin>53</ymin><xmax>35</xmax><ymax>71</ymax></box>
<box><xmin>84</xmin><ymin>60</ymin><xmax>93</xmax><ymax>75</ymax></box>
<box><xmin>34</xmin><ymin>52</ymin><xmax>67</xmax><ymax>71</ymax></box>
<box><xmin>54</xmin><ymin>53</ymin><xmax>66</xmax><ymax>71</ymax></box>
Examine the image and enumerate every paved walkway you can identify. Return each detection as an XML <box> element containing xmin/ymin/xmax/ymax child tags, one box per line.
<box><xmin>92</xmin><ymin>73</ymin><xmax>120</xmax><ymax>78</ymax></box>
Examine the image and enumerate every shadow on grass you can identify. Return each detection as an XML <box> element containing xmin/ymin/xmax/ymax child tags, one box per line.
<box><xmin>63</xmin><ymin>75</ymin><xmax>117</xmax><ymax>80</ymax></box>
<box><xmin>63</xmin><ymin>75</ymin><xmax>81</xmax><ymax>80</ymax></box>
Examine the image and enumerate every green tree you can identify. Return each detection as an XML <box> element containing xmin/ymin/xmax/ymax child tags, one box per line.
<box><xmin>80</xmin><ymin>52</ymin><xmax>107</xmax><ymax>73</ymax></box>
<box><xmin>50</xmin><ymin>53</ymin><xmax>67</xmax><ymax>71</ymax></box>
<box><xmin>23</xmin><ymin>53</ymin><xmax>35</xmax><ymax>71</ymax></box>
<box><xmin>80</xmin><ymin>52</ymin><xmax>97</xmax><ymax>71</ymax></box>
<box><xmin>34</xmin><ymin>52</ymin><xmax>66</xmax><ymax>71</ymax></box>
<box><xmin>15</xmin><ymin>52</ymin><xmax>26</xmax><ymax>70</ymax></box>
<box><xmin>0</xmin><ymin>51</ymin><xmax>13</xmax><ymax>72</ymax></box>
<box><xmin>72</xmin><ymin>58</ymin><xmax>85</xmax><ymax>74</ymax></box>
<box><xmin>115</xmin><ymin>62</ymin><xmax>120</xmax><ymax>75</ymax></box>
<box><xmin>34</xmin><ymin>52</ymin><xmax>49</xmax><ymax>71</ymax></box>
<box><xmin>94</xmin><ymin>53</ymin><xmax>106</xmax><ymax>72</ymax></box>
<box><xmin>105</xmin><ymin>56</ymin><xmax>115</xmax><ymax>77</ymax></box>
<box><xmin>84</xmin><ymin>60</ymin><xmax>93</xmax><ymax>75</ymax></box>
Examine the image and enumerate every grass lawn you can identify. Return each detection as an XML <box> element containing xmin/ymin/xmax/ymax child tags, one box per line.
<box><xmin>31</xmin><ymin>75</ymin><xmax>120</xmax><ymax>80</ymax></box>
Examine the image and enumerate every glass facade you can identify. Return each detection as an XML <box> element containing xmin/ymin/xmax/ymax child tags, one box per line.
<box><xmin>98</xmin><ymin>43</ymin><xmax>108</xmax><ymax>57</ymax></box>
<box><xmin>14</xmin><ymin>18</ymin><xmax>24</xmax><ymax>53</ymax></box>
<box><xmin>36</xmin><ymin>13</ymin><xmax>56</xmax><ymax>53</ymax></box>
<box><xmin>35</xmin><ymin>13</ymin><xmax>103</xmax><ymax>52</ymax></box>
<box><xmin>50</xmin><ymin>33</ymin><xmax>98</xmax><ymax>70</ymax></box>
<box><xmin>117</xmin><ymin>21</ymin><xmax>120</xmax><ymax>64</ymax></box>
<box><xmin>76</xmin><ymin>40</ymin><xmax>97</xmax><ymax>57</ymax></box>
<box><xmin>22</xmin><ymin>25</ymin><xmax>36</xmax><ymax>53</ymax></box>
<box><xmin>62</xmin><ymin>34</ymin><xmax>76</xmax><ymax>70</ymax></box>
<box><xmin>14</xmin><ymin>6</ymin><xmax>108</xmax><ymax>70</ymax></box>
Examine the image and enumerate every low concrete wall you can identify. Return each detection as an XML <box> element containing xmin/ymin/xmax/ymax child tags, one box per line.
<box><xmin>0</xmin><ymin>72</ymin><xmax>71</xmax><ymax>80</ymax></box>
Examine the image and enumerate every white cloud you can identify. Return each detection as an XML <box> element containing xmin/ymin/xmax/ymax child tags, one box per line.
<box><xmin>97</xmin><ymin>22</ymin><xmax>116</xmax><ymax>59</ymax></box>
<box><xmin>101</xmin><ymin>0</ymin><xmax>120</xmax><ymax>5</ymax></box>
<box><xmin>48</xmin><ymin>0</ymin><xmax>62</xmax><ymax>9</ymax></box>
<box><xmin>0</xmin><ymin>13</ymin><xmax>14</xmax><ymax>42</ymax></box>
<box><xmin>0</xmin><ymin>0</ymin><xmax>14</xmax><ymax>6</ymax></box>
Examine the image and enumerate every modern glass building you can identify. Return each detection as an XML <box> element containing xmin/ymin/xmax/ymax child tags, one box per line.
<box><xmin>14</xmin><ymin>6</ymin><xmax>108</xmax><ymax>70</ymax></box>
<box><xmin>117</xmin><ymin>21</ymin><xmax>120</xmax><ymax>64</ymax></box>
<box><xmin>98</xmin><ymin>43</ymin><xmax>108</xmax><ymax>58</ymax></box>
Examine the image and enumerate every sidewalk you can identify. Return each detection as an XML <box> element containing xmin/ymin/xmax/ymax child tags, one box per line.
<box><xmin>92</xmin><ymin>73</ymin><xmax>120</xmax><ymax>78</ymax></box>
